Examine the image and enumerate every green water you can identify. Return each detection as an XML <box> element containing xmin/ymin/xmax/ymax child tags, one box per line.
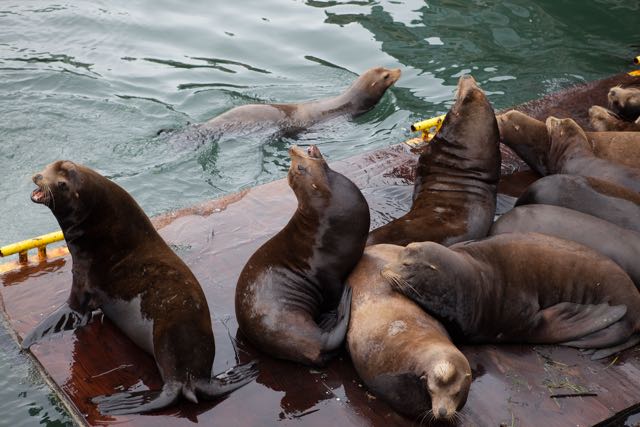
<box><xmin>0</xmin><ymin>0</ymin><xmax>637</xmax><ymax>424</ymax></box>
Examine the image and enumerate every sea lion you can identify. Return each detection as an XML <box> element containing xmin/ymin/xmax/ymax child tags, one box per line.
<box><xmin>515</xmin><ymin>174</ymin><xmax>640</xmax><ymax>232</ymax></box>
<box><xmin>497</xmin><ymin>110</ymin><xmax>640</xmax><ymax>172</ymax></box>
<box><xmin>347</xmin><ymin>244</ymin><xmax>471</xmax><ymax>421</ymax></box>
<box><xmin>382</xmin><ymin>233</ymin><xmax>640</xmax><ymax>360</ymax></box>
<box><xmin>608</xmin><ymin>85</ymin><xmax>640</xmax><ymax>122</ymax></box>
<box><xmin>546</xmin><ymin>116</ymin><xmax>640</xmax><ymax>192</ymax></box>
<box><xmin>490</xmin><ymin>204</ymin><xmax>640</xmax><ymax>289</ymax></box>
<box><xmin>235</xmin><ymin>144</ymin><xmax>370</xmax><ymax>366</ymax></box>
<box><xmin>199</xmin><ymin>67</ymin><xmax>401</xmax><ymax>136</ymax></box>
<box><xmin>24</xmin><ymin>160</ymin><xmax>258</xmax><ymax>415</ymax></box>
<box><xmin>589</xmin><ymin>105</ymin><xmax>640</xmax><ymax>132</ymax></box>
<box><xmin>367</xmin><ymin>75</ymin><xmax>500</xmax><ymax>246</ymax></box>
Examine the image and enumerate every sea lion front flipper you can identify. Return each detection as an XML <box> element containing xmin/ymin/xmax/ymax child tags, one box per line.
<box><xmin>196</xmin><ymin>360</ymin><xmax>259</xmax><ymax>398</ymax></box>
<box><xmin>530</xmin><ymin>302</ymin><xmax>627</xmax><ymax>343</ymax></box>
<box><xmin>368</xmin><ymin>372</ymin><xmax>429</xmax><ymax>417</ymax></box>
<box><xmin>21</xmin><ymin>302</ymin><xmax>91</xmax><ymax>349</ymax></box>
<box><xmin>92</xmin><ymin>382</ymin><xmax>181</xmax><ymax>415</ymax></box>
<box><xmin>320</xmin><ymin>284</ymin><xmax>352</xmax><ymax>352</ymax></box>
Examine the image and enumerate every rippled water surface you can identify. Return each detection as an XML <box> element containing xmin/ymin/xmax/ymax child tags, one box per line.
<box><xmin>0</xmin><ymin>0</ymin><xmax>638</xmax><ymax>424</ymax></box>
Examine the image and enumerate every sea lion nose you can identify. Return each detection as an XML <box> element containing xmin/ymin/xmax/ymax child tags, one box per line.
<box><xmin>33</xmin><ymin>174</ymin><xmax>43</xmax><ymax>184</ymax></box>
<box><xmin>438</xmin><ymin>407</ymin><xmax>447</xmax><ymax>418</ymax></box>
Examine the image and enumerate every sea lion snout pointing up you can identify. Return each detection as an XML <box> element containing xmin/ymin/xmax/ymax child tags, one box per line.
<box><xmin>26</xmin><ymin>160</ymin><xmax>258</xmax><ymax>415</ymax></box>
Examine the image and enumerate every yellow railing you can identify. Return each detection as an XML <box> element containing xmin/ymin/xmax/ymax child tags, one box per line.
<box><xmin>405</xmin><ymin>114</ymin><xmax>446</xmax><ymax>147</ymax></box>
<box><xmin>0</xmin><ymin>231</ymin><xmax>65</xmax><ymax>264</ymax></box>
<box><xmin>635</xmin><ymin>56</ymin><xmax>639</xmax><ymax>65</ymax></box>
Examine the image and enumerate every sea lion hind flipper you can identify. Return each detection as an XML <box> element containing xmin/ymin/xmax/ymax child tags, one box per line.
<box><xmin>530</xmin><ymin>302</ymin><xmax>627</xmax><ymax>343</ymax></box>
<box><xmin>368</xmin><ymin>372</ymin><xmax>430</xmax><ymax>417</ymax></box>
<box><xmin>320</xmin><ymin>285</ymin><xmax>352</xmax><ymax>352</ymax></box>
<box><xmin>562</xmin><ymin>320</ymin><xmax>634</xmax><ymax>350</ymax></box>
<box><xmin>590</xmin><ymin>334</ymin><xmax>640</xmax><ymax>360</ymax></box>
<box><xmin>21</xmin><ymin>302</ymin><xmax>91</xmax><ymax>349</ymax></box>
<box><xmin>92</xmin><ymin>382</ymin><xmax>180</xmax><ymax>415</ymax></box>
<box><xmin>195</xmin><ymin>360</ymin><xmax>259</xmax><ymax>398</ymax></box>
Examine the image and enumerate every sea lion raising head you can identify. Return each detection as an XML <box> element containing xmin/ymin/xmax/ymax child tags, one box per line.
<box><xmin>27</xmin><ymin>160</ymin><xmax>258</xmax><ymax>415</ymax></box>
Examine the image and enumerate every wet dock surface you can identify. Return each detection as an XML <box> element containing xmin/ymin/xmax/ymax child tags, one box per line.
<box><xmin>1</xmin><ymin>71</ymin><xmax>639</xmax><ymax>426</ymax></box>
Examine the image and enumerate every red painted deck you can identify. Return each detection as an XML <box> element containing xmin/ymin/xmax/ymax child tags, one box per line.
<box><xmin>1</xmin><ymin>71</ymin><xmax>639</xmax><ymax>427</ymax></box>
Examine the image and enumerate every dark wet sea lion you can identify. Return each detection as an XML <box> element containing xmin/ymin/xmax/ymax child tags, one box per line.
<box><xmin>347</xmin><ymin>244</ymin><xmax>471</xmax><ymax>421</ymax></box>
<box><xmin>367</xmin><ymin>75</ymin><xmax>500</xmax><ymax>246</ymax></box>
<box><xmin>235</xmin><ymin>144</ymin><xmax>370</xmax><ymax>366</ymax></box>
<box><xmin>199</xmin><ymin>67</ymin><xmax>401</xmax><ymax>135</ymax></box>
<box><xmin>24</xmin><ymin>161</ymin><xmax>257</xmax><ymax>415</ymax></box>
<box><xmin>382</xmin><ymin>233</ymin><xmax>640</xmax><ymax>360</ymax></box>
<box><xmin>608</xmin><ymin>85</ymin><xmax>640</xmax><ymax>122</ymax></box>
<box><xmin>497</xmin><ymin>110</ymin><xmax>640</xmax><ymax>172</ymax></box>
<box><xmin>590</xmin><ymin>105</ymin><xmax>640</xmax><ymax>132</ymax></box>
<box><xmin>516</xmin><ymin>174</ymin><xmax>640</xmax><ymax>232</ymax></box>
<box><xmin>490</xmin><ymin>204</ymin><xmax>640</xmax><ymax>289</ymax></box>
<box><xmin>546</xmin><ymin>116</ymin><xmax>640</xmax><ymax>192</ymax></box>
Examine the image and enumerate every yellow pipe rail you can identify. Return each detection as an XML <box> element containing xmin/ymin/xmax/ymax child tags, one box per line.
<box><xmin>410</xmin><ymin>114</ymin><xmax>446</xmax><ymax>133</ymax></box>
<box><xmin>0</xmin><ymin>231</ymin><xmax>64</xmax><ymax>260</ymax></box>
<box><xmin>635</xmin><ymin>56</ymin><xmax>639</xmax><ymax>65</ymax></box>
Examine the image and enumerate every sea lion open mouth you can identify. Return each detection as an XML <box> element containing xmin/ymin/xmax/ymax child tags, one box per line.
<box><xmin>288</xmin><ymin>144</ymin><xmax>323</xmax><ymax>160</ymax></box>
<box><xmin>31</xmin><ymin>187</ymin><xmax>47</xmax><ymax>204</ymax></box>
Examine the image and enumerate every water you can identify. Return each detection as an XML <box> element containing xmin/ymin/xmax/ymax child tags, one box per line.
<box><xmin>0</xmin><ymin>0</ymin><xmax>637</xmax><ymax>424</ymax></box>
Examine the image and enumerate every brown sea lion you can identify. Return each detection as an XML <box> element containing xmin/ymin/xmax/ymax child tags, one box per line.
<box><xmin>235</xmin><ymin>145</ymin><xmax>370</xmax><ymax>366</ymax></box>
<box><xmin>367</xmin><ymin>75</ymin><xmax>500</xmax><ymax>246</ymax></box>
<box><xmin>608</xmin><ymin>85</ymin><xmax>640</xmax><ymax>122</ymax></box>
<box><xmin>24</xmin><ymin>161</ymin><xmax>257</xmax><ymax>415</ymax></box>
<box><xmin>545</xmin><ymin>116</ymin><xmax>640</xmax><ymax>192</ymax></box>
<box><xmin>497</xmin><ymin>110</ymin><xmax>640</xmax><ymax>172</ymax></box>
<box><xmin>490</xmin><ymin>204</ymin><xmax>640</xmax><ymax>289</ymax></box>
<box><xmin>382</xmin><ymin>233</ymin><xmax>640</xmax><ymax>360</ymax></box>
<box><xmin>515</xmin><ymin>174</ymin><xmax>640</xmax><ymax>232</ymax></box>
<box><xmin>589</xmin><ymin>105</ymin><xmax>640</xmax><ymax>132</ymax></box>
<box><xmin>347</xmin><ymin>244</ymin><xmax>471</xmax><ymax>421</ymax></box>
<box><xmin>199</xmin><ymin>67</ymin><xmax>401</xmax><ymax>135</ymax></box>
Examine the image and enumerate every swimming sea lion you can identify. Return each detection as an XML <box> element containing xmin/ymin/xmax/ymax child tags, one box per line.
<box><xmin>608</xmin><ymin>85</ymin><xmax>640</xmax><ymax>122</ymax></box>
<box><xmin>367</xmin><ymin>75</ymin><xmax>500</xmax><ymax>246</ymax></box>
<box><xmin>382</xmin><ymin>233</ymin><xmax>640</xmax><ymax>360</ymax></box>
<box><xmin>24</xmin><ymin>161</ymin><xmax>258</xmax><ymax>415</ymax></box>
<box><xmin>347</xmin><ymin>244</ymin><xmax>471</xmax><ymax>421</ymax></box>
<box><xmin>490</xmin><ymin>204</ymin><xmax>640</xmax><ymax>289</ymax></box>
<box><xmin>589</xmin><ymin>105</ymin><xmax>640</xmax><ymax>132</ymax></box>
<box><xmin>235</xmin><ymin>144</ymin><xmax>370</xmax><ymax>366</ymax></box>
<box><xmin>199</xmin><ymin>67</ymin><xmax>401</xmax><ymax>136</ymax></box>
<box><xmin>546</xmin><ymin>116</ymin><xmax>640</xmax><ymax>192</ymax></box>
<box><xmin>497</xmin><ymin>110</ymin><xmax>640</xmax><ymax>172</ymax></box>
<box><xmin>515</xmin><ymin>174</ymin><xmax>640</xmax><ymax>232</ymax></box>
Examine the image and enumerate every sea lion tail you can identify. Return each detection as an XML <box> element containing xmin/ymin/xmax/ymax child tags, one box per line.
<box><xmin>92</xmin><ymin>382</ymin><xmax>181</xmax><ymax>415</ymax></box>
<box><xmin>196</xmin><ymin>360</ymin><xmax>259</xmax><ymax>398</ymax></box>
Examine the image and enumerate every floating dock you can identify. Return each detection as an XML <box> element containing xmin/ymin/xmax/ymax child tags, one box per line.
<box><xmin>1</xmin><ymin>71</ymin><xmax>639</xmax><ymax>427</ymax></box>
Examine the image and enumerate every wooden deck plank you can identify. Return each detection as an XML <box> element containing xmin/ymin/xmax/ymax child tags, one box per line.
<box><xmin>2</xmin><ymin>71</ymin><xmax>640</xmax><ymax>427</ymax></box>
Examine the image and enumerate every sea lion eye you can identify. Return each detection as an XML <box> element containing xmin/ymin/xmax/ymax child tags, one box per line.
<box><xmin>297</xmin><ymin>164</ymin><xmax>307</xmax><ymax>172</ymax></box>
<box><xmin>383</xmin><ymin>73</ymin><xmax>389</xmax><ymax>79</ymax></box>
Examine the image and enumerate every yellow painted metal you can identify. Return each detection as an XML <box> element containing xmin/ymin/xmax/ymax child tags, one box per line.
<box><xmin>635</xmin><ymin>56</ymin><xmax>640</xmax><ymax>65</ymax></box>
<box><xmin>410</xmin><ymin>114</ymin><xmax>446</xmax><ymax>133</ymax></box>
<box><xmin>0</xmin><ymin>246</ymin><xmax>69</xmax><ymax>274</ymax></box>
<box><xmin>0</xmin><ymin>231</ymin><xmax>64</xmax><ymax>257</ymax></box>
<box><xmin>630</xmin><ymin>70</ymin><xmax>640</xmax><ymax>77</ymax></box>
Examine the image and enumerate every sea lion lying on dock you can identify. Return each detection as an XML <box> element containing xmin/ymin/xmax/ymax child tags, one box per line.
<box><xmin>382</xmin><ymin>233</ymin><xmax>640</xmax><ymax>360</ymax></box>
<box><xmin>25</xmin><ymin>160</ymin><xmax>257</xmax><ymax>415</ymax></box>
<box><xmin>236</xmin><ymin>145</ymin><xmax>370</xmax><ymax>366</ymax></box>
<box><xmin>589</xmin><ymin>105</ymin><xmax>640</xmax><ymax>132</ymax></box>
<box><xmin>347</xmin><ymin>244</ymin><xmax>471</xmax><ymax>422</ymax></box>
<box><xmin>367</xmin><ymin>75</ymin><xmax>500</xmax><ymax>246</ymax></box>
<box><xmin>608</xmin><ymin>85</ymin><xmax>640</xmax><ymax>122</ymax></box>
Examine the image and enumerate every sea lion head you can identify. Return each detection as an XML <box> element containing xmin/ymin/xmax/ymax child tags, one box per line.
<box><xmin>546</xmin><ymin>116</ymin><xmax>589</xmax><ymax>146</ymax></box>
<box><xmin>496</xmin><ymin>110</ymin><xmax>550</xmax><ymax>175</ymax></box>
<box><xmin>608</xmin><ymin>85</ymin><xmax>640</xmax><ymax>121</ymax></box>
<box><xmin>422</xmin><ymin>355</ymin><xmax>472</xmax><ymax>421</ymax></box>
<box><xmin>287</xmin><ymin>145</ymin><xmax>332</xmax><ymax>209</ymax></box>
<box><xmin>381</xmin><ymin>242</ymin><xmax>459</xmax><ymax>322</ymax></box>
<box><xmin>589</xmin><ymin>105</ymin><xmax>623</xmax><ymax>132</ymax></box>
<box><xmin>31</xmin><ymin>160</ymin><xmax>99</xmax><ymax>227</ymax></box>
<box><xmin>348</xmin><ymin>66</ymin><xmax>401</xmax><ymax>114</ymax></box>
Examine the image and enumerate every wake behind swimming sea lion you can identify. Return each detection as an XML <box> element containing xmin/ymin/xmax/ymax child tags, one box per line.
<box><xmin>383</xmin><ymin>233</ymin><xmax>640</xmax><ymax>360</ymax></box>
<box><xmin>24</xmin><ymin>161</ymin><xmax>257</xmax><ymax>415</ymax></box>
<box><xmin>236</xmin><ymin>145</ymin><xmax>370</xmax><ymax>366</ymax></box>
<box><xmin>546</xmin><ymin>116</ymin><xmax>640</xmax><ymax>192</ymax></box>
<box><xmin>199</xmin><ymin>67</ymin><xmax>401</xmax><ymax>136</ymax></box>
<box><xmin>347</xmin><ymin>244</ymin><xmax>471</xmax><ymax>421</ymax></box>
<box><xmin>367</xmin><ymin>75</ymin><xmax>500</xmax><ymax>246</ymax></box>
<box><xmin>497</xmin><ymin>110</ymin><xmax>640</xmax><ymax>172</ymax></box>
<box><xmin>589</xmin><ymin>105</ymin><xmax>640</xmax><ymax>132</ymax></box>
<box><xmin>490</xmin><ymin>204</ymin><xmax>640</xmax><ymax>289</ymax></box>
<box><xmin>516</xmin><ymin>174</ymin><xmax>640</xmax><ymax>232</ymax></box>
